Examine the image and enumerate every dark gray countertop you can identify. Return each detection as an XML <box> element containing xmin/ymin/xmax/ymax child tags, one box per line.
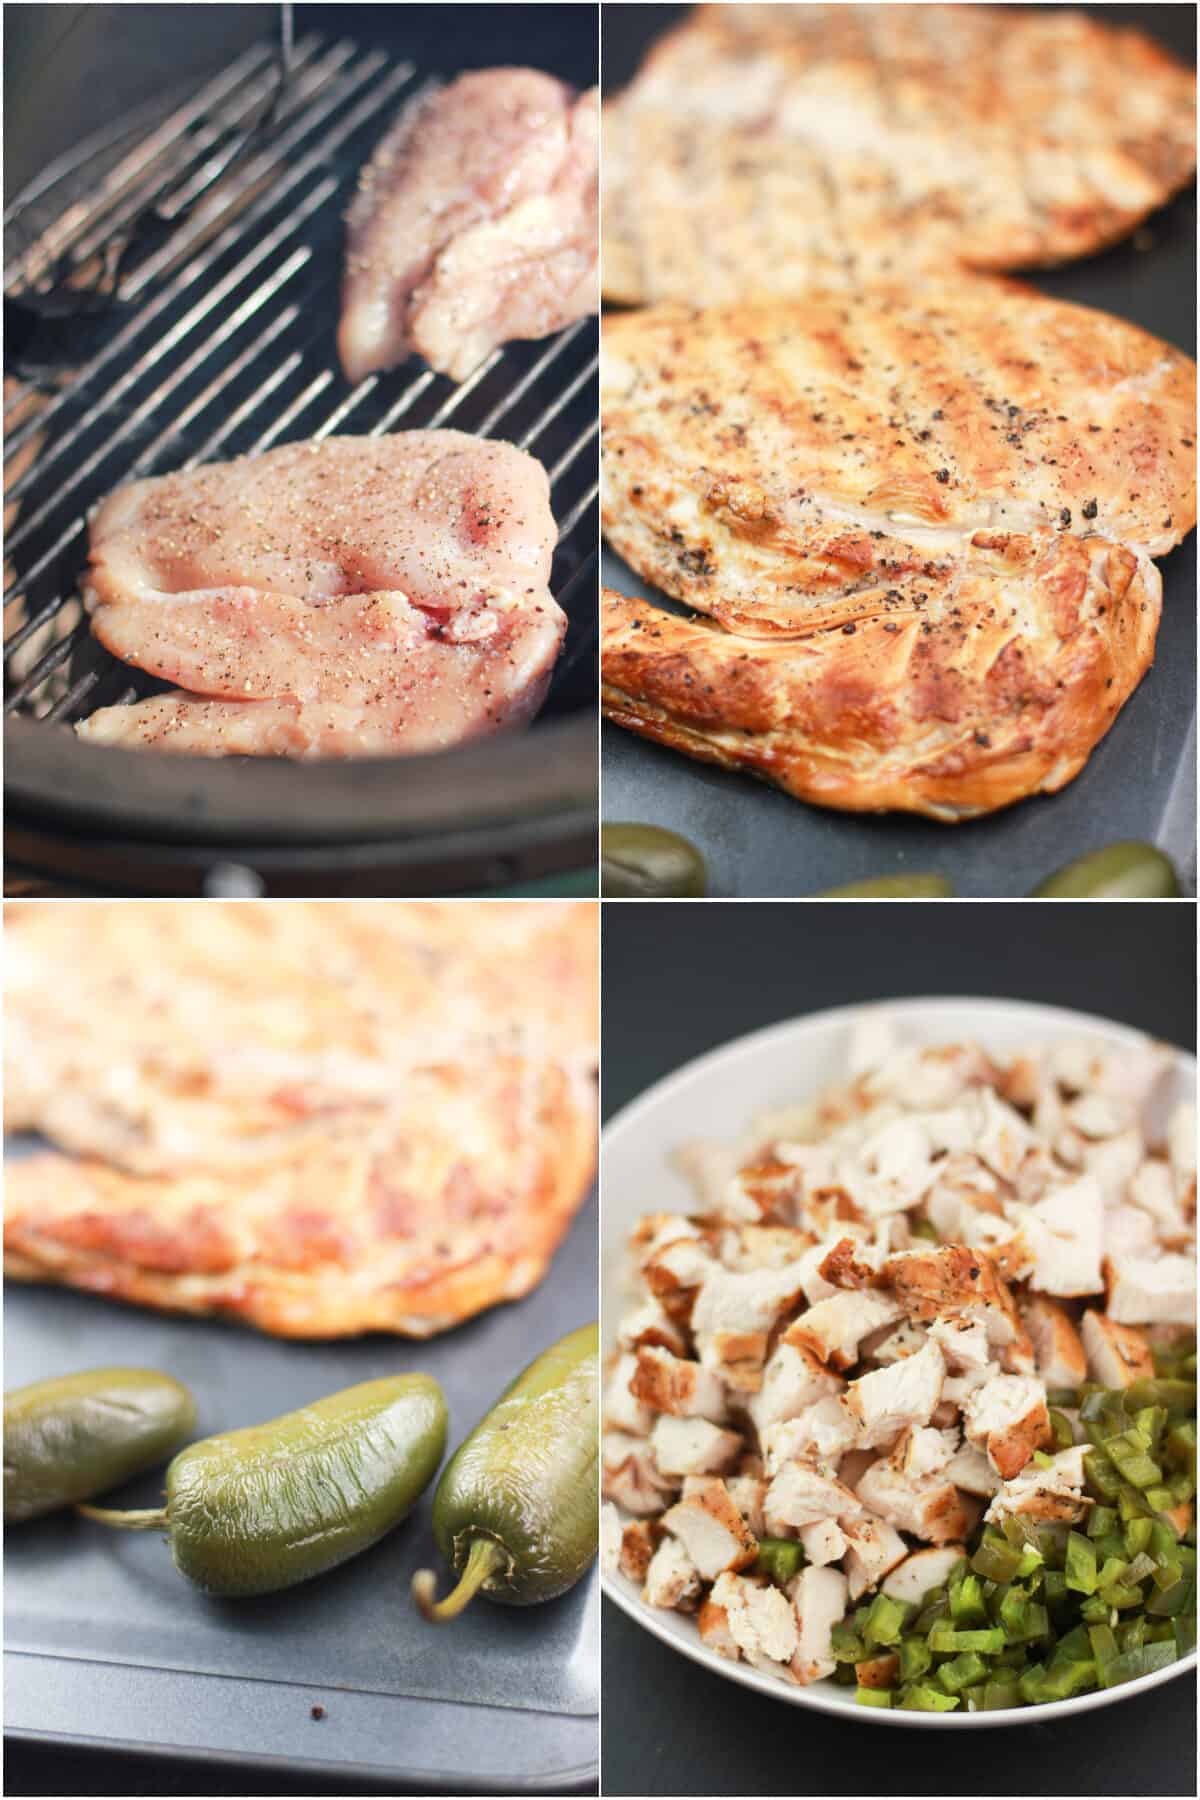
<box><xmin>600</xmin><ymin>899</ymin><xmax>1197</xmax><ymax>1796</ymax></box>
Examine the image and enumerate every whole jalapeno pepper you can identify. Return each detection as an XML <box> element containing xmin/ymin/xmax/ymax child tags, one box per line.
<box><xmin>5</xmin><ymin>1367</ymin><xmax>197</xmax><ymax>1523</ymax></box>
<box><xmin>413</xmin><ymin>1322</ymin><xmax>598</xmax><ymax>1621</ymax></box>
<box><xmin>79</xmin><ymin>1374</ymin><xmax>446</xmax><ymax>1597</ymax></box>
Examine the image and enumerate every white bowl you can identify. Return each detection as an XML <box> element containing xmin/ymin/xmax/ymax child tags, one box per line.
<box><xmin>601</xmin><ymin>997</ymin><xmax>1197</xmax><ymax>1728</ymax></box>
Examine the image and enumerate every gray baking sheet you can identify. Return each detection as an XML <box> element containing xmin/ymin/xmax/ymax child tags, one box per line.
<box><xmin>3</xmin><ymin>1134</ymin><xmax>598</xmax><ymax>1790</ymax></box>
<box><xmin>601</xmin><ymin>3</ymin><xmax>1198</xmax><ymax>899</ymax></box>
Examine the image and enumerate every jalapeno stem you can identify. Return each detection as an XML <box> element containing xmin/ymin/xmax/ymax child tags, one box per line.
<box><xmin>77</xmin><ymin>1503</ymin><xmax>169</xmax><ymax>1530</ymax></box>
<box><xmin>412</xmin><ymin>1535</ymin><xmax>507</xmax><ymax>1622</ymax></box>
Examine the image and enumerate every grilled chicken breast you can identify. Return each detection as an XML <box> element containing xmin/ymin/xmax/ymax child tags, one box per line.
<box><xmin>77</xmin><ymin>432</ymin><xmax>564</xmax><ymax>758</ymax></box>
<box><xmin>5</xmin><ymin>1055</ymin><xmax>596</xmax><ymax>1340</ymax></box>
<box><xmin>3</xmin><ymin>900</ymin><xmax>598</xmax><ymax>1338</ymax></box>
<box><xmin>5</xmin><ymin>900</ymin><xmax>598</xmax><ymax>1174</ymax></box>
<box><xmin>604</xmin><ymin>4</ymin><xmax>1196</xmax><ymax>305</ymax></box>
<box><xmin>601</xmin><ymin>286</ymin><xmax>1195</xmax><ymax>818</ymax></box>
<box><xmin>339</xmin><ymin>68</ymin><xmax>599</xmax><ymax>384</ymax></box>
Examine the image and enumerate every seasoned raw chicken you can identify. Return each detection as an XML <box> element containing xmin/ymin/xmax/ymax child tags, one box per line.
<box><xmin>77</xmin><ymin>432</ymin><xmax>564</xmax><ymax>758</ymax></box>
<box><xmin>601</xmin><ymin>286</ymin><xmax>1196</xmax><ymax>818</ymax></box>
<box><xmin>604</xmin><ymin>3</ymin><xmax>1196</xmax><ymax>305</ymax></box>
<box><xmin>339</xmin><ymin>68</ymin><xmax>598</xmax><ymax>384</ymax></box>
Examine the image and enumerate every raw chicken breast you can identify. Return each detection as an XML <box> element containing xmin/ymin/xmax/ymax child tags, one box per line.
<box><xmin>77</xmin><ymin>431</ymin><xmax>564</xmax><ymax>758</ymax></box>
<box><xmin>339</xmin><ymin>68</ymin><xmax>598</xmax><ymax>384</ymax></box>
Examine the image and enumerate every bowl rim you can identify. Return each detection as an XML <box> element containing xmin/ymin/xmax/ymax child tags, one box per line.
<box><xmin>600</xmin><ymin>994</ymin><xmax>1198</xmax><ymax>1728</ymax></box>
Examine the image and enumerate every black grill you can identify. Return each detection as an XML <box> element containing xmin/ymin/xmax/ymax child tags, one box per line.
<box><xmin>3</xmin><ymin>28</ymin><xmax>597</xmax><ymax>892</ymax></box>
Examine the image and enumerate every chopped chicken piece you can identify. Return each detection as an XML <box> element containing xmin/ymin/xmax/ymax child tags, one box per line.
<box><xmin>691</xmin><ymin>1263</ymin><xmax>809</xmax><ymax>1367</ymax></box>
<box><xmin>600</xmin><ymin>1502</ymin><xmax>623</xmax><ymax>1576</ymax></box>
<box><xmin>1083</xmin><ymin>1128</ymin><xmax>1146</xmax><ymax>1205</ymax></box>
<box><xmin>761</xmin><ymin>1395</ymin><xmax>859</xmax><ymax>1473</ymax></box>
<box><xmin>849</xmin><ymin>1115</ymin><xmax>941</xmax><ymax>1216</ymax></box>
<box><xmin>339</xmin><ymin>70</ymin><xmax>597</xmax><ymax>384</ymax></box>
<box><xmin>788</xmin><ymin>1289</ymin><xmax>905</xmax><ymax>1370</ymax></box>
<box><xmin>631</xmin><ymin>1212</ymin><xmax>702</xmax><ymax>1263</ymax></box>
<box><xmin>791</xmin><ymin>1565</ymin><xmax>849</xmax><ymax>1684</ymax></box>
<box><xmin>800</xmin><ymin>1519</ymin><xmax>849</xmax><ymax>1568</ymax></box>
<box><xmin>1167</xmin><ymin>1102</ymin><xmax>1197</xmax><ymax>1207</ymax></box>
<box><xmin>631</xmin><ymin>1345</ymin><xmax>728</xmax><ymax>1421</ymax></box>
<box><xmin>602</xmin><ymin>1430</ymin><xmax>677</xmax><ymax>1514</ymax></box>
<box><xmin>1105</xmin><ymin>1203</ymin><xmax>1158</xmax><ymax>1258</ymax></box>
<box><xmin>643</xmin><ymin>1536</ymin><xmax>703</xmax><ymax>1611</ymax></box>
<box><xmin>764</xmin><ymin>1462</ymin><xmax>866</xmax><ymax>1534</ymax></box>
<box><xmin>747</xmin><ymin>1333</ymin><xmax>843</xmax><ymax>1435</ymax></box>
<box><xmin>891</xmin><ymin>1425</ymin><xmax>959</xmax><ymax>1479</ymax></box>
<box><xmin>724</xmin><ymin>1156</ymin><xmax>806</xmax><ymax>1223</ymax></box>
<box><xmin>866</xmin><ymin>1319</ymin><xmax>930</xmax><ymax>1365</ymax></box>
<box><xmin>618</xmin><ymin>1517</ymin><xmax>663</xmax><ymax>1584</ymax></box>
<box><xmin>855</xmin><ymin>1460</ymin><xmax>970</xmax><ymax>1543</ymax></box>
<box><xmin>846</xmin><ymin>1014</ymin><xmax>899</xmax><ymax>1079</ymax></box>
<box><xmin>617</xmin><ymin>1297</ymin><xmax>689</xmax><ymax>1357</ymax></box>
<box><xmin>845</xmin><ymin>1338</ymin><xmax>945</xmax><ymax>1447</ymax></box>
<box><xmin>605</xmin><ymin>1353</ymin><xmax>654</xmax><ymax>1436</ymax></box>
<box><xmin>1105</xmin><ymin>1252</ymin><xmax>1196</xmax><ymax>1325</ymax></box>
<box><xmin>882</xmin><ymin>1546</ymin><xmax>967</xmax><ymax>1605</ymax></box>
<box><xmin>1064</xmin><ymin>1092</ymin><xmax>1130</xmax><ymax>1140</ymax></box>
<box><xmin>962</xmin><ymin>1374</ymin><xmax>1052</xmax><ymax>1479</ymax></box>
<box><xmin>985</xmin><ymin>1445</ymin><xmax>1092</xmax><ymax>1524</ymax></box>
<box><xmin>1013</xmin><ymin>1175</ymin><xmax>1105</xmax><ymax>1296</ymax></box>
<box><xmin>650</xmin><ymin>1414</ymin><xmax>743</xmax><ymax>1478</ymax></box>
<box><xmin>662</xmin><ymin>1479</ymin><xmax>759</xmax><ymax>1580</ymax></box>
<box><xmin>882</xmin><ymin>1245</ymin><xmax>1024</xmax><ymax>1350</ymax></box>
<box><xmin>705</xmin><ymin>1329</ymin><xmax>771</xmax><ymax>1392</ymax></box>
<box><xmin>719</xmin><ymin>1223</ymin><xmax>817</xmax><ymax>1272</ymax></box>
<box><xmin>1128</xmin><ymin>1160</ymin><xmax>1191</xmax><ymax>1246</ymax></box>
<box><xmin>697</xmin><ymin>1593</ymin><xmax>740</xmax><ymax>1660</ymax></box>
<box><xmin>1021</xmin><ymin>1296</ymin><xmax>1088</xmax><ymax>1391</ymax></box>
<box><xmin>1080</xmin><ymin>1311</ymin><xmax>1154</xmax><ymax>1387</ymax></box>
<box><xmin>725</xmin><ymin>1474</ymin><xmax>768</xmax><ymax>1537</ymax></box>
<box><xmin>643</xmin><ymin>1233</ymin><xmax>714</xmax><ymax>1327</ymax></box>
<box><xmin>928</xmin><ymin>1316</ymin><xmax>993</xmax><ymax>1371</ymax></box>
<box><xmin>865</xmin><ymin>1044</ymin><xmax>996</xmax><ymax>1112</ymax></box>
<box><xmin>842</xmin><ymin>1516</ymin><xmax>908</xmax><ymax>1599</ymax></box>
<box><xmin>970</xmin><ymin>1088</ymin><xmax>1039</xmax><ymax>1181</ymax></box>
<box><xmin>794</xmin><ymin>1240</ymin><xmax>841</xmax><ymax>1307</ymax></box>
<box><xmin>674</xmin><ymin>1139</ymin><xmax>741</xmax><ymax>1214</ymax></box>
<box><xmin>711</xmin><ymin>1570</ymin><xmax>799</xmax><ymax>1666</ymax></box>
<box><xmin>943</xmin><ymin>1443</ymin><xmax>1003</xmax><ymax>1497</ymax></box>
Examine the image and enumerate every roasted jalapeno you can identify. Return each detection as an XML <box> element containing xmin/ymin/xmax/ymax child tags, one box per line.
<box><xmin>1033</xmin><ymin>842</ymin><xmax>1180</xmax><ymax>898</ymax></box>
<box><xmin>601</xmin><ymin>824</ymin><xmax>708</xmax><ymax>898</ymax></box>
<box><xmin>819</xmin><ymin>874</ymin><xmax>953</xmax><ymax>897</ymax></box>
<box><xmin>79</xmin><ymin>1374</ymin><xmax>446</xmax><ymax>1596</ymax></box>
<box><xmin>413</xmin><ymin>1322</ymin><xmax>598</xmax><ymax>1620</ymax></box>
<box><xmin>4</xmin><ymin>1367</ymin><xmax>197</xmax><ymax>1524</ymax></box>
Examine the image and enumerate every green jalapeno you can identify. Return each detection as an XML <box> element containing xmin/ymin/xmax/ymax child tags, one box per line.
<box><xmin>414</xmin><ymin>1323</ymin><xmax>598</xmax><ymax>1620</ymax></box>
<box><xmin>79</xmin><ymin>1374</ymin><xmax>446</xmax><ymax>1597</ymax></box>
<box><xmin>5</xmin><ymin>1367</ymin><xmax>197</xmax><ymax>1523</ymax></box>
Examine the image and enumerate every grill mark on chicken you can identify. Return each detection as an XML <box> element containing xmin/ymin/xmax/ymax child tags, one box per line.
<box><xmin>601</xmin><ymin>287</ymin><xmax>1195</xmax><ymax>819</ymax></box>
<box><xmin>338</xmin><ymin>68</ymin><xmax>598</xmax><ymax>384</ymax></box>
<box><xmin>603</xmin><ymin>4</ymin><xmax>1196</xmax><ymax>305</ymax></box>
<box><xmin>76</xmin><ymin>431</ymin><xmax>564</xmax><ymax>759</ymax></box>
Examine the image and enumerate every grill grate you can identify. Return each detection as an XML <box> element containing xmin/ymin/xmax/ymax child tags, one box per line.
<box><xmin>3</xmin><ymin>32</ymin><xmax>598</xmax><ymax>739</ymax></box>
